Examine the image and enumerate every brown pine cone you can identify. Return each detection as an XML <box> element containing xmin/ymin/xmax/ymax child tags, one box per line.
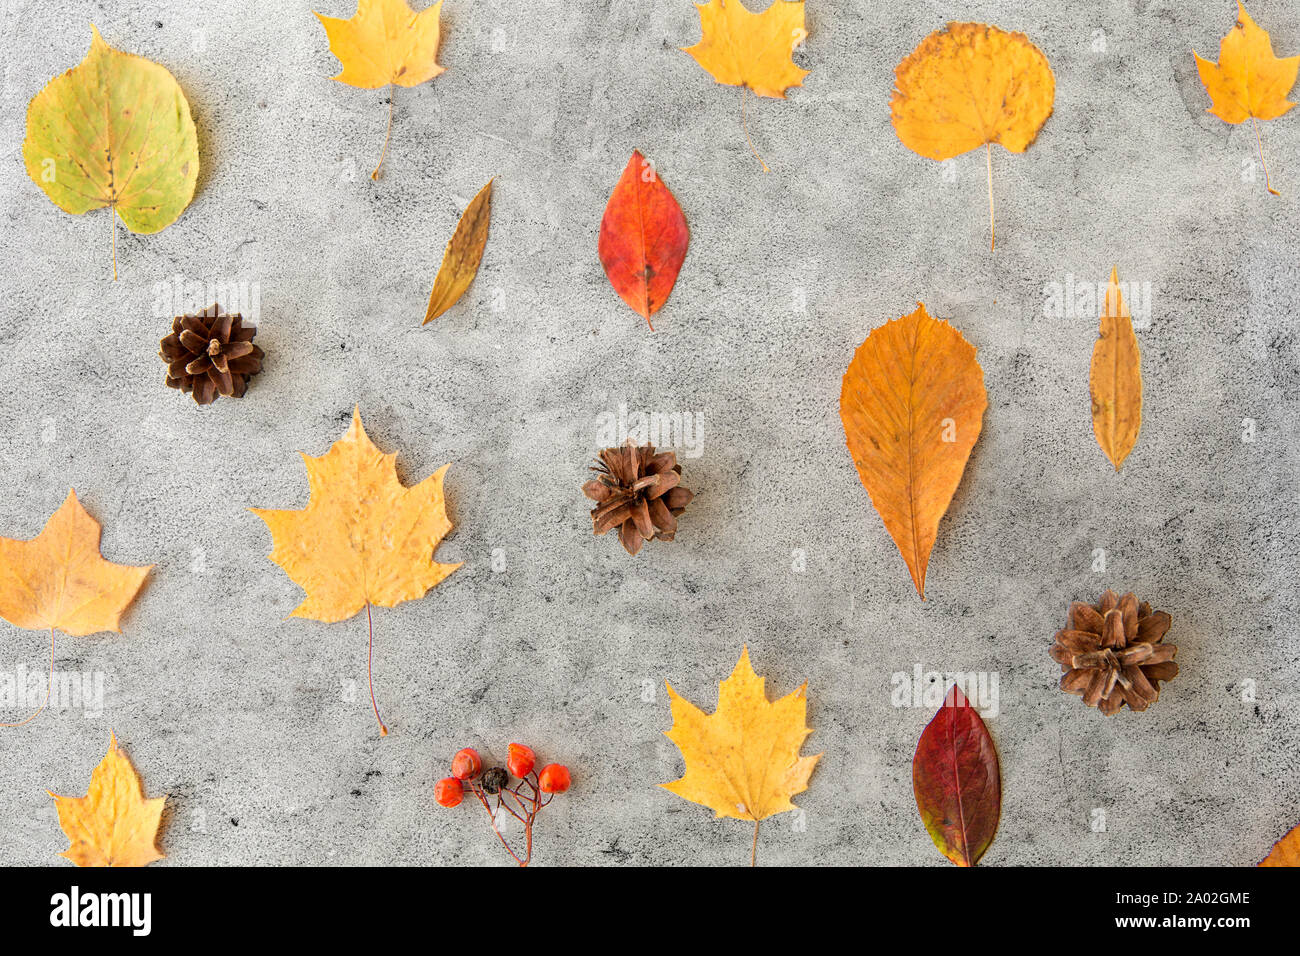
<box><xmin>582</xmin><ymin>442</ymin><xmax>693</xmax><ymax>556</ymax></box>
<box><xmin>159</xmin><ymin>304</ymin><xmax>263</xmax><ymax>405</ymax></box>
<box><xmin>1051</xmin><ymin>590</ymin><xmax>1177</xmax><ymax>715</ymax></box>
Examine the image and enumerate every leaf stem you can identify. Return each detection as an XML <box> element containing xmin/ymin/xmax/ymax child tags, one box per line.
<box><xmin>1252</xmin><ymin>116</ymin><xmax>1280</xmax><ymax>196</ymax></box>
<box><xmin>0</xmin><ymin>627</ymin><xmax>55</xmax><ymax>729</ymax></box>
<box><xmin>751</xmin><ymin>819</ymin><xmax>760</xmax><ymax>867</ymax></box>
<box><xmin>110</xmin><ymin>207</ymin><xmax>118</xmax><ymax>281</ymax></box>
<box><xmin>985</xmin><ymin>142</ymin><xmax>995</xmax><ymax>252</ymax></box>
<box><xmin>741</xmin><ymin>87</ymin><xmax>770</xmax><ymax>173</ymax></box>
<box><xmin>372</xmin><ymin>85</ymin><xmax>395</xmax><ymax>181</ymax></box>
<box><xmin>366</xmin><ymin>601</ymin><xmax>388</xmax><ymax>736</ymax></box>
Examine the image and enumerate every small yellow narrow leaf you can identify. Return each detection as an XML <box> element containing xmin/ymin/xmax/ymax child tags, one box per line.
<box><xmin>1089</xmin><ymin>267</ymin><xmax>1143</xmax><ymax>471</ymax></box>
<box><xmin>424</xmin><ymin>179</ymin><xmax>493</xmax><ymax>324</ymax></box>
<box><xmin>661</xmin><ymin>647</ymin><xmax>820</xmax><ymax>833</ymax></box>
<box><xmin>49</xmin><ymin>732</ymin><xmax>166</xmax><ymax>867</ymax></box>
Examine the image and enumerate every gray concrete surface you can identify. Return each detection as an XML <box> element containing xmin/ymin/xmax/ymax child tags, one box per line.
<box><xmin>0</xmin><ymin>0</ymin><xmax>1298</xmax><ymax>866</ymax></box>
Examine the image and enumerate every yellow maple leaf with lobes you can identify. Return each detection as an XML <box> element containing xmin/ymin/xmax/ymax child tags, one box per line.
<box><xmin>316</xmin><ymin>0</ymin><xmax>446</xmax><ymax>88</ymax></box>
<box><xmin>49</xmin><ymin>733</ymin><xmax>166</xmax><ymax>867</ymax></box>
<box><xmin>1195</xmin><ymin>2</ymin><xmax>1298</xmax><ymax>124</ymax></box>
<box><xmin>662</xmin><ymin>647</ymin><xmax>820</xmax><ymax>863</ymax></box>
<box><xmin>0</xmin><ymin>490</ymin><xmax>151</xmax><ymax>636</ymax></box>
<box><xmin>683</xmin><ymin>0</ymin><xmax>809</xmax><ymax>99</ymax></box>
<box><xmin>251</xmin><ymin>407</ymin><xmax>460</xmax><ymax>625</ymax></box>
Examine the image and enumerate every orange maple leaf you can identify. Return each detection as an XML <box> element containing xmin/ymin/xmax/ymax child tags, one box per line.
<box><xmin>49</xmin><ymin>732</ymin><xmax>166</xmax><ymax>867</ymax></box>
<box><xmin>0</xmin><ymin>490</ymin><xmax>151</xmax><ymax>727</ymax></box>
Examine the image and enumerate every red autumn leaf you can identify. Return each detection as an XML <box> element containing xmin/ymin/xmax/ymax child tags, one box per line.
<box><xmin>597</xmin><ymin>150</ymin><xmax>689</xmax><ymax>330</ymax></box>
<box><xmin>912</xmin><ymin>685</ymin><xmax>1001</xmax><ymax>866</ymax></box>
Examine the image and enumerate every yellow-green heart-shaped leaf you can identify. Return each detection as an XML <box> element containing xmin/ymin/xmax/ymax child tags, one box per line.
<box><xmin>22</xmin><ymin>25</ymin><xmax>199</xmax><ymax>277</ymax></box>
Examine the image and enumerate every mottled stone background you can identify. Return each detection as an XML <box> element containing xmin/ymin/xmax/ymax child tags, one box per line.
<box><xmin>0</xmin><ymin>0</ymin><xmax>1297</xmax><ymax>865</ymax></box>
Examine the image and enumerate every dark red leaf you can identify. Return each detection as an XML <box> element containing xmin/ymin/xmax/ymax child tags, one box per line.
<box><xmin>597</xmin><ymin>149</ymin><xmax>689</xmax><ymax>330</ymax></box>
<box><xmin>912</xmin><ymin>685</ymin><xmax>1001</xmax><ymax>866</ymax></box>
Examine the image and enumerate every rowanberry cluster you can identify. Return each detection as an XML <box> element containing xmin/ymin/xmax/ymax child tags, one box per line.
<box><xmin>436</xmin><ymin>744</ymin><xmax>571</xmax><ymax>866</ymax></box>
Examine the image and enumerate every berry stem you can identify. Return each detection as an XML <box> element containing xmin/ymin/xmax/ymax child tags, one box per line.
<box><xmin>365</xmin><ymin>601</ymin><xmax>388</xmax><ymax>736</ymax></box>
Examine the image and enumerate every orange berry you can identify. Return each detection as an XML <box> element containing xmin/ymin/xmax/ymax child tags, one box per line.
<box><xmin>451</xmin><ymin>748</ymin><xmax>482</xmax><ymax>780</ymax></box>
<box><xmin>507</xmin><ymin>743</ymin><xmax>536</xmax><ymax>778</ymax></box>
<box><xmin>538</xmin><ymin>763</ymin><xmax>571</xmax><ymax>794</ymax></box>
<box><xmin>435</xmin><ymin>777</ymin><xmax>464</xmax><ymax>808</ymax></box>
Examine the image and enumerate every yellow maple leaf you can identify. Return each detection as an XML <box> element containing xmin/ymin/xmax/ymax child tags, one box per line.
<box><xmin>0</xmin><ymin>490</ymin><xmax>151</xmax><ymax>637</ymax></box>
<box><xmin>682</xmin><ymin>0</ymin><xmax>809</xmax><ymax>99</ymax></box>
<box><xmin>315</xmin><ymin>0</ymin><xmax>447</xmax><ymax>178</ymax></box>
<box><xmin>49</xmin><ymin>732</ymin><xmax>166</xmax><ymax>867</ymax></box>
<box><xmin>682</xmin><ymin>0</ymin><xmax>809</xmax><ymax>171</ymax></box>
<box><xmin>890</xmin><ymin>23</ymin><xmax>1055</xmax><ymax>249</ymax></box>
<box><xmin>1194</xmin><ymin>2</ymin><xmax>1298</xmax><ymax>195</ymax></box>
<box><xmin>251</xmin><ymin>408</ymin><xmax>460</xmax><ymax>735</ymax></box>
<box><xmin>661</xmin><ymin>646</ymin><xmax>821</xmax><ymax>864</ymax></box>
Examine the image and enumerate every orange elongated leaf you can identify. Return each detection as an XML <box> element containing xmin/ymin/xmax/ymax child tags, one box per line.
<box><xmin>598</xmin><ymin>151</ymin><xmax>689</xmax><ymax>330</ymax></box>
<box><xmin>1260</xmin><ymin>820</ymin><xmax>1300</xmax><ymax>866</ymax></box>
<box><xmin>424</xmin><ymin>179</ymin><xmax>492</xmax><ymax>324</ymax></box>
<box><xmin>49</xmin><ymin>733</ymin><xmax>166</xmax><ymax>867</ymax></box>
<box><xmin>839</xmin><ymin>303</ymin><xmax>987</xmax><ymax>599</ymax></box>
<box><xmin>661</xmin><ymin>646</ymin><xmax>820</xmax><ymax>866</ymax></box>
<box><xmin>1089</xmin><ymin>267</ymin><xmax>1142</xmax><ymax>471</ymax></box>
<box><xmin>251</xmin><ymin>407</ymin><xmax>461</xmax><ymax>735</ymax></box>
<box><xmin>891</xmin><ymin>23</ymin><xmax>1054</xmax><ymax>248</ymax></box>
<box><xmin>0</xmin><ymin>490</ymin><xmax>151</xmax><ymax>637</ymax></box>
<box><xmin>314</xmin><ymin>0</ymin><xmax>447</xmax><ymax>179</ymax></box>
<box><xmin>913</xmin><ymin>686</ymin><xmax>1000</xmax><ymax>867</ymax></box>
<box><xmin>1194</xmin><ymin>2</ymin><xmax>1298</xmax><ymax>195</ymax></box>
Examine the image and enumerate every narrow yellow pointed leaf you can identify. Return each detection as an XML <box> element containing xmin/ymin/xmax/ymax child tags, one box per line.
<box><xmin>661</xmin><ymin>647</ymin><xmax>820</xmax><ymax>828</ymax></box>
<box><xmin>1089</xmin><ymin>267</ymin><xmax>1143</xmax><ymax>471</ymax></box>
<box><xmin>49</xmin><ymin>732</ymin><xmax>166</xmax><ymax>867</ymax></box>
<box><xmin>424</xmin><ymin>179</ymin><xmax>493</xmax><ymax>324</ymax></box>
<box><xmin>250</xmin><ymin>407</ymin><xmax>461</xmax><ymax>624</ymax></box>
